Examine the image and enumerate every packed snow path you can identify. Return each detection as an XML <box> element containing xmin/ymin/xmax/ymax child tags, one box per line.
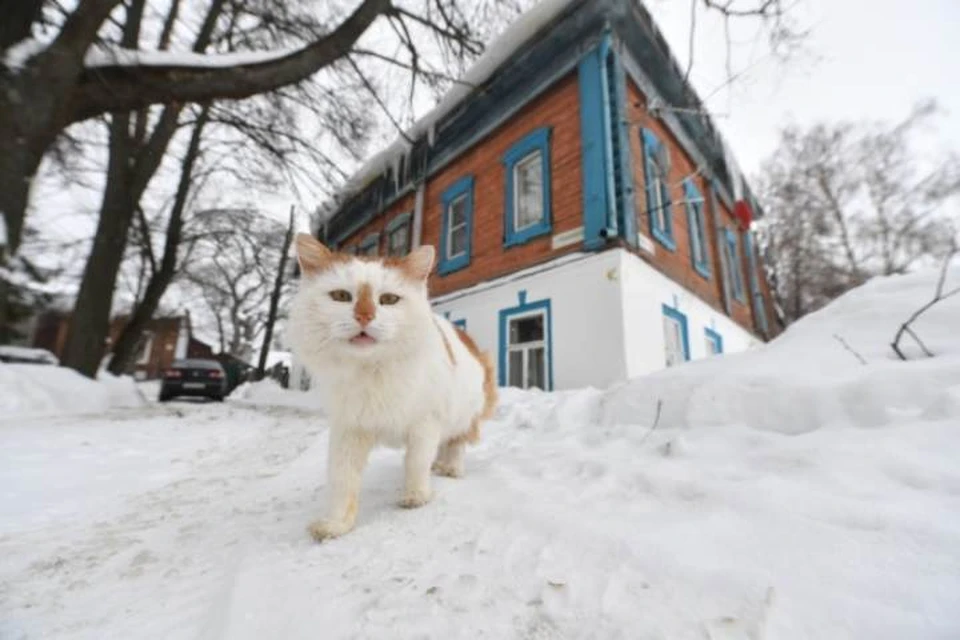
<box><xmin>2</xmin><ymin>387</ymin><xmax>959</xmax><ymax>639</ymax></box>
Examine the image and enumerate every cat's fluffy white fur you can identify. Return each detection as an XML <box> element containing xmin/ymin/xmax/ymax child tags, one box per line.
<box><xmin>288</xmin><ymin>234</ymin><xmax>496</xmax><ymax>541</ymax></box>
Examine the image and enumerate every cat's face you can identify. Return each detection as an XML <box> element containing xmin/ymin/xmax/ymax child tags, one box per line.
<box><xmin>290</xmin><ymin>234</ymin><xmax>435</xmax><ymax>365</ymax></box>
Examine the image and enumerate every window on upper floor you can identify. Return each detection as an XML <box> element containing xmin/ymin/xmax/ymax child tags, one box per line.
<box><xmin>743</xmin><ymin>231</ymin><xmax>770</xmax><ymax>335</ymax></box>
<box><xmin>723</xmin><ymin>228</ymin><xmax>746</xmax><ymax>303</ymax></box>
<box><xmin>641</xmin><ymin>128</ymin><xmax>674</xmax><ymax>250</ymax></box>
<box><xmin>359</xmin><ymin>232</ymin><xmax>380</xmax><ymax>257</ymax></box>
<box><xmin>683</xmin><ymin>179</ymin><xmax>710</xmax><ymax>279</ymax></box>
<box><xmin>438</xmin><ymin>176</ymin><xmax>474</xmax><ymax>275</ymax></box>
<box><xmin>503</xmin><ymin>127</ymin><xmax>552</xmax><ymax>247</ymax></box>
<box><xmin>662</xmin><ymin>305</ymin><xmax>689</xmax><ymax>367</ymax></box>
<box><xmin>386</xmin><ymin>213</ymin><xmax>412</xmax><ymax>257</ymax></box>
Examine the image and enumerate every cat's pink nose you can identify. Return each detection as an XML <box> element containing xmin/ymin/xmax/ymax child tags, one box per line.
<box><xmin>354</xmin><ymin>310</ymin><xmax>374</xmax><ymax>326</ymax></box>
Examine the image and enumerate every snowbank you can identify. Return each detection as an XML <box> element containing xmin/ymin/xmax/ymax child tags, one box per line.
<box><xmin>596</xmin><ymin>267</ymin><xmax>960</xmax><ymax>435</ymax></box>
<box><xmin>2</xmin><ymin>267</ymin><xmax>959</xmax><ymax>639</ymax></box>
<box><xmin>0</xmin><ymin>345</ymin><xmax>58</xmax><ymax>365</ymax></box>
<box><xmin>231</xmin><ymin>378</ymin><xmax>325</xmax><ymax>412</ymax></box>
<box><xmin>0</xmin><ymin>364</ymin><xmax>145</xmax><ymax>419</ymax></box>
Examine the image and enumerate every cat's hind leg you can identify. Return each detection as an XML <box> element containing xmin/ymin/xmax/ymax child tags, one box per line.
<box><xmin>432</xmin><ymin>437</ymin><xmax>466</xmax><ymax>478</ymax></box>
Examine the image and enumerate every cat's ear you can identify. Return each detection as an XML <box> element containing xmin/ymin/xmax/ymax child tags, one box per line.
<box><xmin>402</xmin><ymin>245</ymin><xmax>435</xmax><ymax>281</ymax></box>
<box><xmin>296</xmin><ymin>233</ymin><xmax>334</xmax><ymax>275</ymax></box>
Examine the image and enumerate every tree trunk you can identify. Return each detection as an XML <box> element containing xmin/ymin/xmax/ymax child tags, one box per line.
<box><xmin>108</xmin><ymin>106</ymin><xmax>210</xmax><ymax>375</ymax></box>
<box><xmin>0</xmin><ymin>89</ymin><xmax>55</xmax><ymax>256</ymax></box>
<box><xmin>60</xmin><ymin>0</ymin><xmax>149</xmax><ymax>377</ymax></box>
<box><xmin>61</xmin><ymin>113</ymin><xmax>136</xmax><ymax>377</ymax></box>
<box><xmin>256</xmin><ymin>206</ymin><xmax>295</xmax><ymax>378</ymax></box>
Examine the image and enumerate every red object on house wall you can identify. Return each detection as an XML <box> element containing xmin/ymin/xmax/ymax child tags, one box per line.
<box><xmin>733</xmin><ymin>200</ymin><xmax>753</xmax><ymax>230</ymax></box>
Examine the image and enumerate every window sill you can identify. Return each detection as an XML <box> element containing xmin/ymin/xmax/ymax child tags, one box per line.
<box><xmin>437</xmin><ymin>256</ymin><xmax>469</xmax><ymax>276</ymax></box>
<box><xmin>504</xmin><ymin>220</ymin><xmax>552</xmax><ymax>248</ymax></box>
<box><xmin>651</xmin><ymin>228</ymin><xmax>676</xmax><ymax>252</ymax></box>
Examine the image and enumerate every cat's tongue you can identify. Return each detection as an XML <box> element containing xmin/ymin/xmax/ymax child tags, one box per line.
<box><xmin>349</xmin><ymin>331</ymin><xmax>377</xmax><ymax>346</ymax></box>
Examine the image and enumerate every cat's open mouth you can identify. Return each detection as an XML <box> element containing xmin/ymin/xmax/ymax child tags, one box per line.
<box><xmin>349</xmin><ymin>331</ymin><xmax>377</xmax><ymax>346</ymax></box>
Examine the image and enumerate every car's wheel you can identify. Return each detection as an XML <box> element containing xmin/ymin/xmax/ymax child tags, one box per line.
<box><xmin>158</xmin><ymin>393</ymin><xmax>172</xmax><ymax>402</ymax></box>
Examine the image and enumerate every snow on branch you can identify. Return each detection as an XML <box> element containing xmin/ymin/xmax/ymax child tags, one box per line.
<box><xmin>83</xmin><ymin>46</ymin><xmax>296</xmax><ymax>70</ymax></box>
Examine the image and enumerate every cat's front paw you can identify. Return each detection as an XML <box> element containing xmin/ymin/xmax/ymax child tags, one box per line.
<box><xmin>398</xmin><ymin>488</ymin><xmax>433</xmax><ymax>509</ymax></box>
<box><xmin>307</xmin><ymin>518</ymin><xmax>353</xmax><ymax>541</ymax></box>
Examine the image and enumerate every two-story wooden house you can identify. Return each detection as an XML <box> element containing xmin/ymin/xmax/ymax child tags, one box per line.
<box><xmin>309</xmin><ymin>0</ymin><xmax>781</xmax><ymax>392</ymax></box>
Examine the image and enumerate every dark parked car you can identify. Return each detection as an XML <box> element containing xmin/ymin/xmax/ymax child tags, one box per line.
<box><xmin>159</xmin><ymin>359</ymin><xmax>228</xmax><ymax>402</ymax></box>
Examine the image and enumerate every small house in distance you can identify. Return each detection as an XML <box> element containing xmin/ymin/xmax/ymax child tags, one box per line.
<box><xmin>315</xmin><ymin>0</ymin><xmax>781</xmax><ymax>392</ymax></box>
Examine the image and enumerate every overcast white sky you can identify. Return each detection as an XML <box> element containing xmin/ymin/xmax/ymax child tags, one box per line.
<box><xmin>648</xmin><ymin>0</ymin><xmax>960</xmax><ymax>175</ymax></box>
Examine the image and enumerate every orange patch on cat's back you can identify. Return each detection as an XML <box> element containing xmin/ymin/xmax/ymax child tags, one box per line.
<box><xmin>454</xmin><ymin>326</ymin><xmax>499</xmax><ymax>443</ymax></box>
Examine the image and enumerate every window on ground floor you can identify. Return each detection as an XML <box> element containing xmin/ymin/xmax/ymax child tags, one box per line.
<box><xmin>507</xmin><ymin>312</ymin><xmax>547</xmax><ymax>390</ymax></box>
<box><xmin>662</xmin><ymin>305</ymin><xmax>689</xmax><ymax>367</ymax></box>
<box><xmin>704</xmin><ymin>327</ymin><xmax>724</xmax><ymax>356</ymax></box>
<box><xmin>500</xmin><ymin>295</ymin><xmax>552</xmax><ymax>390</ymax></box>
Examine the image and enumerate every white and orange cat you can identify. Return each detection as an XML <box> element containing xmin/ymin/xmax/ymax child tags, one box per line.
<box><xmin>288</xmin><ymin>234</ymin><xmax>497</xmax><ymax>541</ymax></box>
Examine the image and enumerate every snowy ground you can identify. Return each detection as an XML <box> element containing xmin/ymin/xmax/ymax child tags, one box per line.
<box><xmin>2</xmin><ymin>269</ymin><xmax>960</xmax><ymax>639</ymax></box>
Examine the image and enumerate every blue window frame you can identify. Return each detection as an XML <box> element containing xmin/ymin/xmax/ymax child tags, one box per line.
<box><xmin>662</xmin><ymin>304</ymin><xmax>689</xmax><ymax>367</ymax></box>
<box><xmin>641</xmin><ymin>128</ymin><xmax>674</xmax><ymax>250</ymax></box>
<box><xmin>704</xmin><ymin>327</ymin><xmax>724</xmax><ymax>355</ymax></box>
<box><xmin>438</xmin><ymin>176</ymin><xmax>475</xmax><ymax>275</ymax></box>
<box><xmin>723</xmin><ymin>228</ymin><xmax>746</xmax><ymax>303</ymax></box>
<box><xmin>683</xmin><ymin>179</ymin><xmax>710</xmax><ymax>279</ymax></box>
<box><xmin>744</xmin><ymin>232</ymin><xmax>769</xmax><ymax>335</ymax></box>
<box><xmin>498</xmin><ymin>290</ymin><xmax>553</xmax><ymax>390</ymax></box>
<box><xmin>359</xmin><ymin>232</ymin><xmax>380</xmax><ymax>256</ymax></box>
<box><xmin>503</xmin><ymin>127</ymin><xmax>552</xmax><ymax>247</ymax></box>
<box><xmin>385</xmin><ymin>212</ymin><xmax>412</xmax><ymax>257</ymax></box>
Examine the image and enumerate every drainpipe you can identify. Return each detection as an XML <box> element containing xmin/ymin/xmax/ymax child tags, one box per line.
<box><xmin>412</xmin><ymin>182</ymin><xmax>425</xmax><ymax>248</ymax></box>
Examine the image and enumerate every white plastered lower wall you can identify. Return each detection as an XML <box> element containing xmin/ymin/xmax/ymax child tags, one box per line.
<box><xmin>431</xmin><ymin>251</ymin><xmax>628</xmax><ymax>391</ymax></box>
<box><xmin>616</xmin><ymin>249</ymin><xmax>760</xmax><ymax>378</ymax></box>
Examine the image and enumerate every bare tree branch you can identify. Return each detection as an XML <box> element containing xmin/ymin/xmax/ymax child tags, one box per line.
<box><xmin>891</xmin><ymin>250</ymin><xmax>958</xmax><ymax>360</ymax></box>
<box><xmin>68</xmin><ymin>0</ymin><xmax>392</xmax><ymax>123</ymax></box>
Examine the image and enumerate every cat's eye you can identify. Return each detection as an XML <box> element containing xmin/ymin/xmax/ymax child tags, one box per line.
<box><xmin>379</xmin><ymin>293</ymin><xmax>401</xmax><ymax>306</ymax></box>
<box><xmin>329</xmin><ymin>289</ymin><xmax>352</xmax><ymax>302</ymax></box>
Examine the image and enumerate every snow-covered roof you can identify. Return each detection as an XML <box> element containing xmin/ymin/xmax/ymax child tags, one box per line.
<box><xmin>336</xmin><ymin>0</ymin><xmax>579</xmax><ymax>200</ymax></box>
